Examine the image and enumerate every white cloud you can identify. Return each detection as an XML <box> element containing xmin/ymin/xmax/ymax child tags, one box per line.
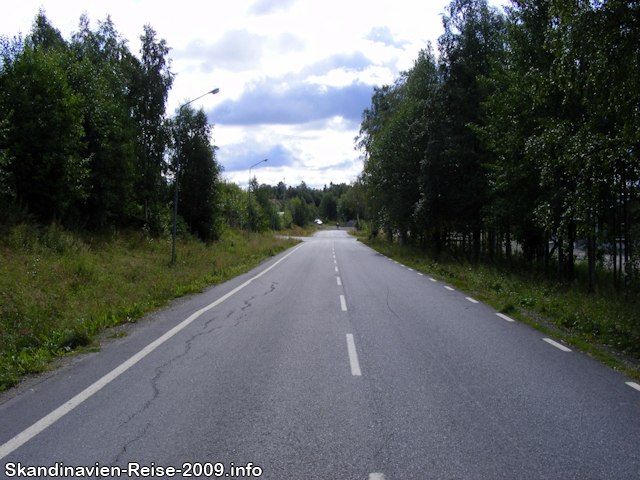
<box><xmin>247</xmin><ymin>0</ymin><xmax>298</xmax><ymax>16</ymax></box>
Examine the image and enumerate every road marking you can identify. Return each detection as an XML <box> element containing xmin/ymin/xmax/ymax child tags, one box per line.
<box><xmin>445</xmin><ymin>286</ymin><xmax>454</xmax><ymax>291</ymax></box>
<box><xmin>496</xmin><ymin>313</ymin><xmax>515</xmax><ymax>323</ymax></box>
<box><xmin>337</xmin><ymin>277</ymin><xmax>342</xmax><ymax>286</ymax></box>
<box><xmin>369</xmin><ymin>474</ymin><xmax>386</xmax><ymax>480</ymax></box>
<box><xmin>429</xmin><ymin>278</ymin><xmax>437</xmax><ymax>282</ymax></box>
<box><xmin>0</xmin><ymin>244</ymin><xmax>307</xmax><ymax>461</ymax></box>
<box><xmin>346</xmin><ymin>334</ymin><xmax>362</xmax><ymax>376</ymax></box>
<box><xmin>335</xmin><ymin>266</ymin><xmax>339</xmax><ymax>272</ymax></box>
<box><xmin>408</xmin><ymin>268</ymin><xmax>413</xmax><ymax>271</ymax></box>
<box><xmin>466</xmin><ymin>297</ymin><xmax>479</xmax><ymax>304</ymax></box>
<box><xmin>543</xmin><ymin>338</ymin><xmax>571</xmax><ymax>352</ymax></box>
<box><xmin>340</xmin><ymin>295</ymin><xmax>347</xmax><ymax>311</ymax></box>
<box><xmin>626</xmin><ymin>382</ymin><xmax>640</xmax><ymax>392</ymax></box>
<box><xmin>417</xmin><ymin>273</ymin><xmax>423</xmax><ymax>276</ymax></box>
<box><xmin>334</xmin><ymin>259</ymin><xmax>337</xmax><ymax>264</ymax></box>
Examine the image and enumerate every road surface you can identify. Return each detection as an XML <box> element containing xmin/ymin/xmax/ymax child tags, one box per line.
<box><xmin>1</xmin><ymin>230</ymin><xmax>639</xmax><ymax>479</ymax></box>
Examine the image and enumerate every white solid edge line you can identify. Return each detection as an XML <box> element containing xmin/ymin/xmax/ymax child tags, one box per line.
<box><xmin>340</xmin><ymin>295</ymin><xmax>347</xmax><ymax>311</ymax></box>
<box><xmin>337</xmin><ymin>277</ymin><xmax>342</xmax><ymax>286</ymax></box>
<box><xmin>346</xmin><ymin>334</ymin><xmax>362</xmax><ymax>376</ymax></box>
<box><xmin>466</xmin><ymin>297</ymin><xmax>479</xmax><ymax>304</ymax></box>
<box><xmin>626</xmin><ymin>382</ymin><xmax>640</xmax><ymax>392</ymax></box>
<box><xmin>543</xmin><ymin>338</ymin><xmax>572</xmax><ymax>352</ymax></box>
<box><xmin>0</xmin><ymin>243</ymin><xmax>307</xmax><ymax>461</ymax></box>
<box><xmin>496</xmin><ymin>313</ymin><xmax>515</xmax><ymax>323</ymax></box>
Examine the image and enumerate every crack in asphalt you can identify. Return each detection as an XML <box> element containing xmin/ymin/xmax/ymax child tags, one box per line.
<box><xmin>112</xmin><ymin>281</ymin><xmax>281</xmax><ymax>456</ymax></box>
<box><xmin>112</xmin><ymin>421</ymin><xmax>151</xmax><ymax>464</ymax></box>
<box><xmin>385</xmin><ymin>284</ymin><xmax>402</xmax><ymax>322</ymax></box>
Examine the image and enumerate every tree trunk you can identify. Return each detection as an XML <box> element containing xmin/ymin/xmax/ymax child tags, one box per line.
<box><xmin>488</xmin><ymin>228</ymin><xmax>495</xmax><ymax>263</ymax></box>
<box><xmin>567</xmin><ymin>221</ymin><xmax>575</xmax><ymax>282</ymax></box>
<box><xmin>473</xmin><ymin>228</ymin><xmax>481</xmax><ymax>263</ymax></box>
<box><xmin>588</xmin><ymin>232</ymin><xmax>596</xmax><ymax>294</ymax></box>
<box><xmin>506</xmin><ymin>228</ymin><xmax>511</xmax><ymax>272</ymax></box>
<box><xmin>557</xmin><ymin>236</ymin><xmax>564</xmax><ymax>284</ymax></box>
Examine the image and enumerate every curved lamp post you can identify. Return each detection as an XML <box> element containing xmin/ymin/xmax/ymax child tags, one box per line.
<box><xmin>172</xmin><ymin>88</ymin><xmax>219</xmax><ymax>266</ymax></box>
<box><xmin>248</xmin><ymin>158</ymin><xmax>268</xmax><ymax>239</ymax></box>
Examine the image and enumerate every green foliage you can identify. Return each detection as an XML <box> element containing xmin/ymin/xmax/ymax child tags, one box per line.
<box><xmin>128</xmin><ymin>24</ymin><xmax>175</xmax><ymax>231</ymax></box>
<box><xmin>282</xmin><ymin>210</ymin><xmax>293</xmax><ymax>229</ymax></box>
<box><xmin>69</xmin><ymin>15</ymin><xmax>138</xmax><ymax>229</ymax></box>
<box><xmin>356</xmin><ymin>0</ymin><xmax>640</xmax><ymax>295</ymax></box>
<box><xmin>319</xmin><ymin>193</ymin><xmax>338</xmax><ymax>221</ymax></box>
<box><xmin>0</xmin><ymin>43</ymin><xmax>88</xmax><ymax>222</ymax></box>
<box><xmin>287</xmin><ymin>197</ymin><xmax>309</xmax><ymax>227</ymax></box>
<box><xmin>170</xmin><ymin>105</ymin><xmax>223</xmax><ymax>242</ymax></box>
<box><xmin>0</xmin><ymin>11</ymin><xmax>184</xmax><ymax>234</ymax></box>
<box><xmin>220</xmin><ymin>180</ymin><xmax>247</xmax><ymax>230</ymax></box>
<box><xmin>359</xmin><ymin>0</ymin><xmax>505</xmax><ymax>251</ymax></box>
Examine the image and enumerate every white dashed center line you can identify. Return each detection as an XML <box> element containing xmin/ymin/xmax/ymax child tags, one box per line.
<box><xmin>346</xmin><ymin>334</ymin><xmax>362</xmax><ymax>376</ymax></box>
<box><xmin>337</xmin><ymin>277</ymin><xmax>342</xmax><ymax>286</ymax></box>
<box><xmin>466</xmin><ymin>297</ymin><xmax>479</xmax><ymax>304</ymax></box>
<box><xmin>445</xmin><ymin>286</ymin><xmax>454</xmax><ymax>291</ymax></box>
<box><xmin>340</xmin><ymin>295</ymin><xmax>347</xmax><ymax>311</ymax></box>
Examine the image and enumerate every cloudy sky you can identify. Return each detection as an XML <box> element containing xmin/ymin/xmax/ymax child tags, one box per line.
<box><xmin>3</xmin><ymin>0</ymin><xmax>507</xmax><ymax>188</ymax></box>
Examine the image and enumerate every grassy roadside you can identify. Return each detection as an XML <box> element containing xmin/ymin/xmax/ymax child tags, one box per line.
<box><xmin>277</xmin><ymin>224</ymin><xmax>320</xmax><ymax>237</ymax></box>
<box><xmin>354</xmin><ymin>232</ymin><xmax>640</xmax><ymax>380</ymax></box>
<box><xmin>0</xmin><ymin>224</ymin><xmax>299</xmax><ymax>392</ymax></box>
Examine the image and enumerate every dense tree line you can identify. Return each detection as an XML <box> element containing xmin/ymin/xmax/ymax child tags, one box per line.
<box><xmin>241</xmin><ymin>180</ymin><xmax>362</xmax><ymax>230</ymax></box>
<box><xmin>356</xmin><ymin>0</ymin><xmax>640</xmax><ymax>293</ymax></box>
<box><xmin>0</xmin><ymin>11</ymin><xmax>223</xmax><ymax>241</ymax></box>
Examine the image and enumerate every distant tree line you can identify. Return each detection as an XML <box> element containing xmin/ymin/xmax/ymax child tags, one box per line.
<box><xmin>0</xmin><ymin>11</ymin><xmax>223</xmax><ymax>241</ymax></box>
<box><xmin>235</xmin><ymin>180</ymin><xmax>365</xmax><ymax>231</ymax></box>
<box><xmin>356</xmin><ymin>0</ymin><xmax>640</xmax><ymax>293</ymax></box>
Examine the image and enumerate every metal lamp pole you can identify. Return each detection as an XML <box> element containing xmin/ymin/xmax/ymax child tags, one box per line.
<box><xmin>248</xmin><ymin>158</ymin><xmax>268</xmax><ymax>240</ymax></box>
<box><xmin>172</xmin><ymin>88</ymin><xmax>219</xmax><ymax>266</ymax></box>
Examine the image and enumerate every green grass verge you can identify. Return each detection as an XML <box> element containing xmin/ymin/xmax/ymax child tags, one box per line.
<box><xmin>359</xmin><ymin>236</ymin><xmax>640</xmax><ymax>381</ymax></box>
<box><xmin>0</xmin><ymin>224</ymin><xmax>299</xmax><ymax>392</ymax></box>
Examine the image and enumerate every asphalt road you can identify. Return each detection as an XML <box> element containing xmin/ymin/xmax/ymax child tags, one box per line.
<box><xmin>1</xmin><ymin>230</ymin><xmax>639</xmax><ymax>479</ymax></box>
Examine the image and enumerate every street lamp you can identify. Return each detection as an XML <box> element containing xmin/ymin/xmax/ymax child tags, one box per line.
<box><xmin>172</xmin><ymin>88</ymin><xmax>219</xmax><ymax>266</ymax></box>
<box><xmin>248</xmin><ymin>158</ymin><xmax>268</xmax><ymax>240</ymax></box>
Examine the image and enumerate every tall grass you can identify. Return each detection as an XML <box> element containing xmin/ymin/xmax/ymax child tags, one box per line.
<box><xmin>0</xmin><ymin>223</ymin><xmax>298</xmax><ymax>391</ymax></box>
<box><xmin>358</xmin><ymin>235</ymin><xmax>640</xmax><ymax>379</ymax></box>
